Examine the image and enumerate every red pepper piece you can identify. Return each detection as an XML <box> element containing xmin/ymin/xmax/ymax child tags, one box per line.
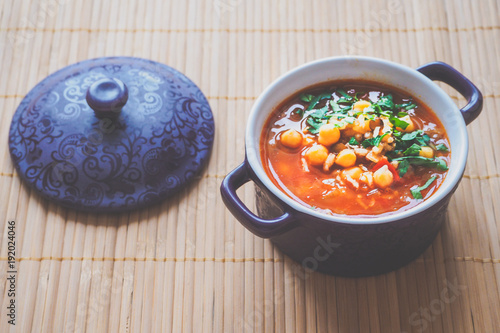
<box><xmin>372</xmin><ymin>157</ymin><xmax>401</xmax><ymax>181</ymax></box>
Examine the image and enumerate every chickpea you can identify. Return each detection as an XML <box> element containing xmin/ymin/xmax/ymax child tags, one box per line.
<box><xmin>342</xmin><ymin>166</ymin><xmax>363</xmax><ymax>180</ymax></box>
<box><xmin>352</xmin><ymin>100</ymin><xmax>371</xmax><ymax>112</ymax></box>
<box><xmin>419</xmin><ymin>146</ymin><xmax>434</xmax><ymax>158</ymax></box>
<box><xmin>305</xmin><ymin>144</ymin><xmax>329</xmax><ymax>166</ymax></box>
<box><xmin>280</xmin><ymin>129</ymin><xmax>303</xmax><ymax>148</ymax></box>
<box><xmin>329</xmin><ymin>117</ymin><xmax>348</xmax><ymax>130</ymax></box>
<box><xmin>373</xmin><ymin>165</ymin><xmax>394</xmax><ymax>188</ymax></box>
<box><xmin>318</xmin><ymin>124</ymin><xmax>341</xmax><ymax>146</ymax></box>
<box><xmin>335</xmin><ymin>149</ymin><xmax>357</xmax><ymax>168</ymax></box>
<box><xmin>353</xmin><ymin>114</ymin><xmax>371</xmax><ymax>134</ymax></box>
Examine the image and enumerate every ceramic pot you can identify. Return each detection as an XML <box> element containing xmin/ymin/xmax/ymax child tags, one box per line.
<box><xmin>221</xmin><ymin>56</ymin><xmax>482</xmax><ymax>277</ymax></box>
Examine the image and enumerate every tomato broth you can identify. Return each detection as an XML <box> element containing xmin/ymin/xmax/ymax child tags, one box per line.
<box><xmin>260</xmin><ymin>81</ymin><xmax>451</xmax><ymax>216</ymax></box>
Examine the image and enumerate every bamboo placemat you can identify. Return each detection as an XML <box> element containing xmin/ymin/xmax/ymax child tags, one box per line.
<box><xmin>0</xmin><ymin>0</ymin><xmax>499</xmax><ymax>332</ymax></box>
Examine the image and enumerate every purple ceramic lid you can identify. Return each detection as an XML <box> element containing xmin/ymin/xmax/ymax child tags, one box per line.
<box><xmin>9</xmin><ymin>57</ymin><xmax>215</xmax><ymax>212</ymax></box>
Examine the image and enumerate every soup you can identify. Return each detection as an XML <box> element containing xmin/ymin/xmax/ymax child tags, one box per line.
<box><xmin>260</xmin><ymin>81</ymin><xmax>451</xmax><ymax>216</ymax></box>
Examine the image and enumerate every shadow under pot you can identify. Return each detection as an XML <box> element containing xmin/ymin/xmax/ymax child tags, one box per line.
<box><xmin>221</xmin><ymin>56</ymin><xmax>482</xmax><ymax>277</ymax></box>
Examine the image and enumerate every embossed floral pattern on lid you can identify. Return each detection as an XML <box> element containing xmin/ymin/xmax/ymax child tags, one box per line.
<box><xmin>9</xmin><ymin>57</ymin><xmax>215</xmax><ymax>212</ymax></box>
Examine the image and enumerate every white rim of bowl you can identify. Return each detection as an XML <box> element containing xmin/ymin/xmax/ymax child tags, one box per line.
<box><xmin>246</xmin><ymin>56</ymin><xmax>468</xmax><ymax>225</ymax></box>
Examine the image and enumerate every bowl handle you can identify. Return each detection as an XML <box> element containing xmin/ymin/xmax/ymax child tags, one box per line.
<box><xmin>417</xmin><ymin>61</ymin><xmax>483</xmax><ymax>125</ymax></box>
<box><xmin>221</xmin><ymin>161</ymin><xmax>297</xmax><ymax>238</ymax></box>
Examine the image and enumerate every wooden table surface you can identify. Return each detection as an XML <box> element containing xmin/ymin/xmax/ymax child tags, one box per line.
<box><xmin>0</xmin><ymin>0</ymin><xmax>499</xmax><ymax>332</ymax></box>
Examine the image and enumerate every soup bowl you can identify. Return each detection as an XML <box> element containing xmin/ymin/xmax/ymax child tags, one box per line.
<box><xmin>220</xmin><ymin>56</ymin><xmax>482</xmax><ymax>277</ymax></box>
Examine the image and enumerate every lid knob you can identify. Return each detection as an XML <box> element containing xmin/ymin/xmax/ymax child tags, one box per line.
<box><xmin>86</xmin><ymin>78</ymin><xmax>128</xmax><ymax>119</ymax></box>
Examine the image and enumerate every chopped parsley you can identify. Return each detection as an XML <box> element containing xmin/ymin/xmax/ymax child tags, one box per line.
<box><xmin>344</xmin><ymin>116</ymin><xmax>355</xmax><ymax>124</ymax></box>
<box><xmin>435</xmin><ymin>144</ymin><xmax>449</xmax><ymax>152</ymax></box>
<box><xmin>401</xmin><ymin>130</ymin><xmax>424</xmax><ymax>141</ymax></box>
<box><xmin>402</xmin><ymin>143</ymin><xmax>422</xmax><ymax>156</ymax></box>
<box><xmin>393</xmin><ymin>130</ymin><xmax>431</xmax><ymax>155</ymax></box>
<box><xmin>391</xmin><ymin>156</ymin><xmax>448</xmax><ymax>171</ymax></box>
<box><xmin>336</xmin><ymin>89</ymin><xmax>353</xmax><ymax>101</ymax></box>
<box><xmin>330</xmin><ymin>100</ymin><xmax>341</xmax><ymax>112</ymax></box>
<box><xmin>395</xmin><ymin>101</ymin><xmax>417</xmax><ymax>110</ymax></box>
<box><xmin>375</xmin><ymin>94</ymin><xmax>394</xmax><ymax>110</ymax></box>
<box><xmin>312</xmin><ymin>93</ymin><xmax>332</xmax><ymax>110</ymax></box>
<box><xmin>397</xmin><ymin>159</ymin><xmax>410</xmax><ymax>176</ymax></box>
<box><xmin>307</xmin><ymin>117</ymin><xmax>326</xmax><ymax>134</ymax></box>
<box><xmin>362</xmin><ymin>133</ymin><xmax>388</xmax><ymax>148</ymax></box>
<box><xmin>300</xmin><ymin>94</ymin><xmax>314</xmax><ymax>103</ymax></box>
<box><xmin>389</xmin><ymin>115</ymin><xmax>409</xmax><ymax>130</ymax></box>
<box><xmin>300</xmin><ymin>92</ymin><xmax>331</xmax><ymax>110</ymax></box>
<box><xmin>410</xmin><ymin>176</ymin><xmax>437</xmax><ymax>199</ymax></box>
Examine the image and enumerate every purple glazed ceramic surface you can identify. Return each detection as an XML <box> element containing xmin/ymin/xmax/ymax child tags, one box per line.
<box><xmin>9</xmin><ymin>57</ymin><xmax>214</xmax><ymax>212</ymax></box>
<box><xmin>221</xmin><ymin>57</ymin><xmax>482</xmax><ymax>277</ymax></box>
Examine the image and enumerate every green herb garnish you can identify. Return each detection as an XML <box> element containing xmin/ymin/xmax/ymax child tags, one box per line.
<box><xmin>404</xmin><ymin>103</ymin><xmax>417</xmax><ymax>110</ymax></box>
<box><xmin>401</xmin><ymin>130</ymin><xmax>424</xmax><ymax>141</ymax></box>
<box><xmin>389</xmin><ymin>116</ymin><xmax>409</xmax><ymax>130</ymax></box>
<box><xmin>306</xmin><ymin>106</ymin><xmax>330</xmax><ymax>133</ymax></box>
<box><xmin>363</xmin><ymin>105</ymin><xmax>375</xmax><ymax>113</ymax></box>
<box><xmin>393</xmin><ymin>130</ymin><xmax>432</xmax><ymax>154</ymax></box>
<box><xmin>375</xmin><ymin>94</ymin><xmax>395</xmax><ymax>110</ymax></box>
<box><xmin>395</xmin><ymin>101</ymin><xmax>417</xmax><ymax>110</ymax></box>
<box><xmin>362</xmin><ymin>133</ymin><xmax>388</xmax><ymax>148</ymax></box>
<box><xmin>301</xmin><ymin>92</ymin><xmax>331</xmax><ymax>110</ymax></box>
<box><xmin>309</xmin><ymin>106</ymin><xmax>329</xmax><ymax>119</ymax></box>
<box><xmin>414</xmin><ymin>134</ymin><xmax>430</xmax><ymax>146</ymax></box>
<box><xmin>337</xmin><ymin>89</ymin><xmax>353</xmax><ymax>101</ymax></box>
<box><xmin>307</xmin><ymin>117</ymin><xmax>325</xmax><ymax>134</ymax></box>
<box><xmin>435</xmin><ymin>144</ymin><xmax>449</xmax><ymax>152</ymax></box>
<box><xmin>300</xmin><ymin>94</ymin><xmax>314</xmax><ymax>103</ymax></box>
<box><xmin>392</xmin><ymin>156</ymin><xmax>448</xmax><ymax>171</ymax></box>
<box><xmin>403</xmin><ymin>143</ymin><xmax>422</xmax><ymax>156</ymax></box>
<box><xmin>344</xmin><ymin>116</ymin><xmax>355</xmax><ymax>124</ymax></box>
<box><xmin>354</xmin><ymin>92</ymin><xmax>365</xmax><ymax>101</ymax></box>
<box><xmin>306</xmin><ymin>93</ymin><xmax>329</xmax><ymax>110</ymax></box>
<box><xmin>398</xmin><ymin>159</ymin><xmax>410</xmax><ymax>176</ymax></box>
<box><xmin>410</xmin><ymin>176</ymin><xmax>437</xmax><ymax>199</ymax></box>
<box><xmin>348</xmin><ymin>137</ymin><xmax>358</xmax><ymax>145</ymax></box>
<box><xmin>330</xmin><ymin>100</ymin><xmax>341</xmax><ymax>112</ymax></box>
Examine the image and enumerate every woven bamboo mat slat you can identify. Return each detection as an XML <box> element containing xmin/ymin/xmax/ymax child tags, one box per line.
<box><xmin>0</xmin><ymin>0</ymin><xmax>500</xmax><ymax>332</ymax></box>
